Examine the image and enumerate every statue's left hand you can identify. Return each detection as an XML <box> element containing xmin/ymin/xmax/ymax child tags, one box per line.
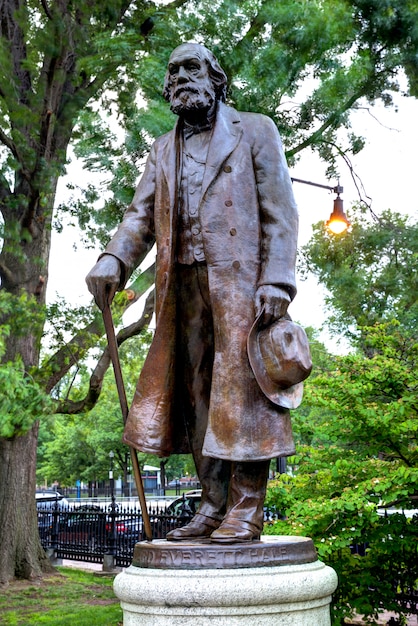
<box><xmin>255</xmin><ymin>285</ymin><xmax>291</xmax><ymax>326</ymax></box>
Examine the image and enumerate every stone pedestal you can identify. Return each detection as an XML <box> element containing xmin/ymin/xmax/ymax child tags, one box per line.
<box><xmin>113</xmin><ymin>536</ymin><xmax>338</xmax><ymax>625</ymax></box>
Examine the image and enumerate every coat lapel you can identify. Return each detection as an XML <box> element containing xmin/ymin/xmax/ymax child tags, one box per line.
<box><xmin>160</xmin><ymin>121</ymin><xmax>181</xmax><ymax>211</ymax></box>
<box><xmin>201</xmin><ymin>103</ymin><xmax>242</xmax><ymax>202</ymax></box>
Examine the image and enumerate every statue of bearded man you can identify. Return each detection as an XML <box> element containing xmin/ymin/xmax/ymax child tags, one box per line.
<box><xmin>86</xmin><ymin>43</ymin><xmax>303</xmax><ymax>544</ymax></box>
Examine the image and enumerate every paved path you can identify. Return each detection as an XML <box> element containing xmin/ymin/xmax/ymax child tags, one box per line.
<box><xmin>345</xmin><ymin>612</ymin><xmax>417</xmax><ymax>625</ymax></box>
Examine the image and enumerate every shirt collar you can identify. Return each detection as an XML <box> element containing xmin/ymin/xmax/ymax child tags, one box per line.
<box><xmin>182</xmin><ymin>104</ymin><xmax>216</xmax><ymax>139</ymax></box>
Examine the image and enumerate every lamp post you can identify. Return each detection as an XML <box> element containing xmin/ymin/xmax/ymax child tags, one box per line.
<box><xmin>106</xmin><ymin>450</ymin><xmax>117</xmax><ymax>565</ymax></box>
<box><xmin>109</xmin><ymin>450</ymin><xmax>115</xmax><ymax>501</ymax></box>
<box><xmin>291</xmin><ymin>177</ymin><xmax>350</xmax><ymax>234</ymax></box>
<box><xmin>128</xmin><ymin>462</ymin><xmax>132</xmax><ymax>499</ymax></box>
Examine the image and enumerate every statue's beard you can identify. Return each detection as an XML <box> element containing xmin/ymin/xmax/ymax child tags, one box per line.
<box><xmin>170</xmin><ymin>86</ymin><xmax>215</xmax><ymax>117</ymax></box>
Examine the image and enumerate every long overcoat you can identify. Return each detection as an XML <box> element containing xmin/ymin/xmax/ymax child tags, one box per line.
<box><xmin>105</xmin><ymin>102</ymin><xmax>299</xmax><ymax>462</ymax></box>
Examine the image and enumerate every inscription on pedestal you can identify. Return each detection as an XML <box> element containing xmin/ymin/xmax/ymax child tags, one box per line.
<box><xmin>132</xmin><ymin>536</ymin><xmax>317</xmax><ymax>570</ymax></box>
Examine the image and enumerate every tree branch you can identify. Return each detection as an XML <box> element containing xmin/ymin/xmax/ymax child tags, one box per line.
<box><xmin>39</xmin><ymin>264</ymin><xmax>155</xmax><ymax>393</ymax></box>
<box><xmin>286</xmin><ymin>58</ymin><xmax>398</xmax><ymax>161</ymax></box>
<box><xmin>55</xmin><ymin>288</ymin><xmax>155</xmax><ymax>414</ymax></box>
<box><xmin>316</xmin><ymin>138</ymin><xmax>378</xmax><ymax>218</ymax></box>
<box><xmin>286</xmin><ymin>91</ymin><xmax>365</xmax><ymax>160</ymax></box>
<box><xmin>40</xmin><ymin>0</ymin><xmax>53</xmax><ymax>20</ymax></box>
<box><xmin>223</xmin><ymin>0</ymin><xmax>270</xmax><ymax>76</ymax></box>
<box><xmin>0</xmin><ymin>260</ymin><xmax>15</xmax><ymax>285</ymax></box>
<box><xmin>0</xmin><ymin>127</ymin><xmax>25</xmax><ymax>171</ymax></box>
<box><xmin>0</xmin><ymin>171</ymin><xmax>11</xmax><ymax>200</ymax></box>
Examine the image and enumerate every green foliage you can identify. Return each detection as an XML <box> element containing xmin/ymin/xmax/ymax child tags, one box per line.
<box><xmin>307</xmin><ymin>321</ymin><xmax>417</xmax><ymax>465</ymax></box>
<box><xmin>279</xmin><ymin>203</ymin><xmax>418</xmax><ymax>622</ymax></box>
<box><xmin>59</xmin><ymin>0</ymin><xmax>418</xmax><ymax>243</ymax></box>
<box><xmin>37</xmin><ymin>331</ymin><xmax>197</xmax><ymax>486</ymax></box>
<box><xmin>266</xmin><ymin>318</ymin><xmax>418</xmax><ymax>622</ymax></box>
<box><xmin>0</xmin><ymin>0</ymin><xmax>417</xmax><ymax>584</ymax></box>
<box><xmin>37</xmin><ymin>333</ymin><xmax>153</xmax><ymax>485</ymax></box>
<box><xmin>266</xmin><ymin>454</ymin><xmax>418</xmax><ymax>624</ymax></box>
<box><xmin>299</xmin><ymin>208</ymin><xmax>418</xmax><ymax>345</ymax></box>
<box><xmin>43</xmin><ymin>298</ymin><xmax>101</xmax><ymax>356</ymax></box>
<box><xmin>0</xmin><ymin>292</ymin><xmax>53</xmax><ymax>437</ymax></box>
<box><xmin>163</xmin><ymin>454</ymin><xmax>197</xmax><ymax>483</ymax></box>
<box><xmin>0</xmin><ymin>359</ymin><xmax>54</xmax><ymax>438</ymax></box>
<box><xmin>0</xmin><ymin>291</ymin><xmax>45</xmax><ymax>343</ymax></box>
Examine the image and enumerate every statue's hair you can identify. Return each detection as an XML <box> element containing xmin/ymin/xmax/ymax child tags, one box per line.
<box><xmin>163</xmin><ymin>43</ymin><xmax>228</xmax><ymax>103</ymax></box>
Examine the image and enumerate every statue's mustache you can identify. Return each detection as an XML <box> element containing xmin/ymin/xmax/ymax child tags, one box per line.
<box><xmin>173</xmin><ymin>86</ymin><xmax>199</xmax><ymax>97</ymax></box>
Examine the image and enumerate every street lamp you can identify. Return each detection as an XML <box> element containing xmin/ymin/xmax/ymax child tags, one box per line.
<box><xmin>107</xmin><ymin>450</ymin><xmax>117</xmax><ymax>563</ymax></box>
<box><xmin>109</xmin><ymin>450</ymin><xmax>115</xmax><ymax>501</ymax></box>
<box><xmin>291</xmin><ymin>178</ymin><xmax>350</xmax><ymax>234</ymax></box>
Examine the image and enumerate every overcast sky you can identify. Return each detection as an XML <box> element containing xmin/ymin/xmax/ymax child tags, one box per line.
<box><xmin>47</xmin><ymin>87</ymin><xmax>417</xmax><ymax>353</ymax></box>
<box><xmin>289</xmin><ymin>88</ymin><xmax>417</xmax><ymax>349</ymax></box>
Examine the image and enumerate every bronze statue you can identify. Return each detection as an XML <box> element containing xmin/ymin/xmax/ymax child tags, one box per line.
<box><xmin>86</xmin><ymin>43</ymin><xmax>311</xmax><ymax>544</ymax></box>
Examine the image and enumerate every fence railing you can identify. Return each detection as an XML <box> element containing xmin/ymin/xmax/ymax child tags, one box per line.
<box><xmin>37</xmin><ymin>500</ymin><xmax>194</xmax><ymax>568</ymax></box>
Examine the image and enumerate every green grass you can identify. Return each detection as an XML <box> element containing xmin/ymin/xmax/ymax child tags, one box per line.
<box><xmin>0</xmin><ymin>567</ymin><xmax>122</xmax><ymax>625</ymax></box>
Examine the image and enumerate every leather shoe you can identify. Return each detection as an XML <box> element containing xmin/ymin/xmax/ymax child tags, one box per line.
<box><xmin>210</xmin><ymin>519</ymin><xmax>261</xmax><ymax>544</ymax></box>
<box><xmin>166</xmin><ymin>513</ymin><xmax>221</xmax><ymax>541</ymax></box>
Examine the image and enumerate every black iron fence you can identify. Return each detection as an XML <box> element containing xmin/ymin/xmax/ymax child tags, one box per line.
<box><xmin>37</xmin><ymin>500</ymin><xmax>193</xmax><ymax>568</ymax></box>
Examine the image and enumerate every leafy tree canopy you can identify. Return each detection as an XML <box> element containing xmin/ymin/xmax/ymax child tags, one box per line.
<box><xmin>299</xmin><ymin>207</ymin><xmax>418</xmax><ymax>347</ymax></box>
<box><xmin>267</xmin><ymin>213</ymin><xmax>418</xmax><ymax>623</ymax></box>
<box><xmin>62</xmin><ymin>0</ymin><xmax>418</xmax><ymax>249</ymax></box>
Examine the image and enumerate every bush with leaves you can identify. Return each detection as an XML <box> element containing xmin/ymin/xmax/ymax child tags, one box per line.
<box><xmin>265</xmin><ymin>321</ymin><xmax>418</xmax><ymax>624</ymax></box>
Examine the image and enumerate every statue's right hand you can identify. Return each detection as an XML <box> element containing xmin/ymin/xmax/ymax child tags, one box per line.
<box><xmin>85</xmin><ymin>254</ymin><xmax>121</xmax><ymax>311</ymax></box>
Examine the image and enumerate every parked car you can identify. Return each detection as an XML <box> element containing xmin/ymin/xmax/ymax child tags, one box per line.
<box><xmin>36</xmin><ymin>491</ymin><xmax>69</xmax><ymax>542</ymax></box>
<box><xmin>149</xmin><ymin>490</ymin><xmax>201</xmax><ymax>539</ymax></box>
<box><xmin>36</xmin><ymin>490</ymin><xmax>69</xmax><ymax>509</ymax></box>
<box><xmin>51</xmin><ymin>504</ymin><xmax>143</xmax><ymax>550</ymax></box>
<box><xmin>165</xmin><ymin>490</ymin><xmax>202</xmax><ymax>517</ymax></box>
<box><xmin>64</xmin><ymin>505</ymin><xmax>105</xmax><ymax>530</ymax></box>
<box><xmin>106</xmin><ymin>510</ymin><xmax>144</xmax><ymax>546</ymax></box>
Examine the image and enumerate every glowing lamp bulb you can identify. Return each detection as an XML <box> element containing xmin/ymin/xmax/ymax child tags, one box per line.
<box><xmin>326</xmin><ymin>196</ymin><xmax>350</xmax><ymax>235</ymax></box>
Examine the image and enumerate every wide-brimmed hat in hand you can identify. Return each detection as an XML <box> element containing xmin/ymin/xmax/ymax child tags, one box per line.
<box><xmin>247</xmin><ymin>312</ymin><xmax>312</xmax><ymax>409</ymax></box>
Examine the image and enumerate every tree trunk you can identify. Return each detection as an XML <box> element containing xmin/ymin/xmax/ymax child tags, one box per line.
<box><xmin>0</xmin><ymin>423</ymin><xmax>55</xmax><ymax>584</ymax></box>
<box><xmin>0</xmin><ymin>181</ymin><xmax>56</xmax><ymax>584</ymax></box>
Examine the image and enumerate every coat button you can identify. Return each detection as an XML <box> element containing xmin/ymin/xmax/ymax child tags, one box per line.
<box><xmin>232</xmin><ymin>260</ymin><xmax>240</xmax><ymax>269</ymax></box>
<box><xmin>225</xmin><ymin>200</ymin><xmax>232</xmax><ymax>207</ymax></box>
<box><xmin>230</xmin><ymin>228</ymin><xmax>237</xmax><ymax>236</ymax></box>
<box><xmin>223</xmin><ymin>165</ymin><xmax>232</xmax><ymax>173</ymax></box>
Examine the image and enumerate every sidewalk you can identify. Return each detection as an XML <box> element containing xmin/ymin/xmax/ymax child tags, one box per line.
<box><xmin>60</xmin><ymin>559</ymin><xmax>103</xmax><ymax>571</ymax></box>
<box><xmin>347</xmin><ymin>612</ymin><xmax>417</xmax><ymax>625</ymax></box>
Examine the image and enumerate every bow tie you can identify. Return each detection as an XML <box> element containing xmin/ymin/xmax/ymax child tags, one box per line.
<box><xmin>183</xmin><ymin>121</ymin><xmax>213</xmax><ymax>140</ymax></box>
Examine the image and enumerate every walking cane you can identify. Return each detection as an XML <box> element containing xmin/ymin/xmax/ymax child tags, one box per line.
<box><xmin>102</xmin><ymin>301</ymin><xmax>153</xmax><ymax>542</ymax></box>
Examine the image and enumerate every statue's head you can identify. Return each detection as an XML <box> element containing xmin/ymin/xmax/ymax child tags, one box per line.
<box><xmin>163</xmin><ymin>43</ymin><xmax>227</xmax><ymax>117</ymax></box>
